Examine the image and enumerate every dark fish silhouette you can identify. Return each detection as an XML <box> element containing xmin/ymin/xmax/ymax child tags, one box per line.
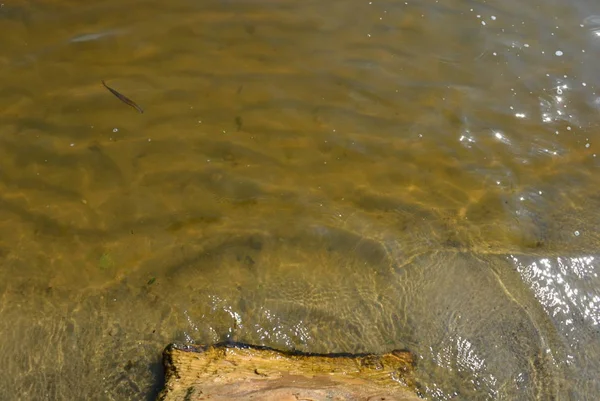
<box><xmin>101</xmin><ymin>80</ymin><xmax>144</xmax><ymax>113</ymax></box>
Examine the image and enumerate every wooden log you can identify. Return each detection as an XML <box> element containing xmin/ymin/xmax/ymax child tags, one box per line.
<box><xmin>158</xmin><ymin>342</ymin><xmax>422</xmax><ymax>401</ymax></box>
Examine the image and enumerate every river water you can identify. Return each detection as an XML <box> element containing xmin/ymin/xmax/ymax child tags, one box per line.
<box><xmin>1</xmin><ymin>0</ymin><xmax>599</xmax><ymax>399</ymax></box>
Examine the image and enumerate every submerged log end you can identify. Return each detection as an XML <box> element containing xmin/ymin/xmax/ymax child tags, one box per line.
<box><xmin>157</xmin><ymin>342</ymin><xmax>422</xmax><ymax>401</ymax></box>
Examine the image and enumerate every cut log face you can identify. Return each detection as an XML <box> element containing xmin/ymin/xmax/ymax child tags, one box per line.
<box><xmin>158</xmin><ymin>342</ymin><xmax>421</xmax><ymax>401</ymax></box>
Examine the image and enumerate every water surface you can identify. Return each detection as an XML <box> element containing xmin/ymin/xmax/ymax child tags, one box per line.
<box><xmin>1</xmin><ymin>0</ymin><xmax>600</xmax><ymax>399</ymax></box>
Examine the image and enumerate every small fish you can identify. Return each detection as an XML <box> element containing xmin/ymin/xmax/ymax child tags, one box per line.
<box><xmin>70</xmin><ymin>29</ymin><xmax>124</xmax><ymax>43</ymax></box>
<box><xmin>102</xmin><ymin>80</ymin><xmax>144</xmax><ymax>113</ymax></box>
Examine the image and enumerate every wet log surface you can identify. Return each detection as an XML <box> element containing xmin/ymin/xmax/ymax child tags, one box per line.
<box><xmin>158</xmin><ymin>342</ymin><xmax>421</xmax><ymax>401</ymax></box>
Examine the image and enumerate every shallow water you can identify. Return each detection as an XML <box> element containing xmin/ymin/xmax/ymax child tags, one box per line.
<box><xmin>1</xmin><ymin>0</ymin><xmax>600</xmax><ymax>399</ymax></box>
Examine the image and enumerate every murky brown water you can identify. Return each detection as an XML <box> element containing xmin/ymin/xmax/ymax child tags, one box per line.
<box><xmin>1</xmin><ymin>0</ymin><xmax>600</xmax><ymax>399</ymax></box>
